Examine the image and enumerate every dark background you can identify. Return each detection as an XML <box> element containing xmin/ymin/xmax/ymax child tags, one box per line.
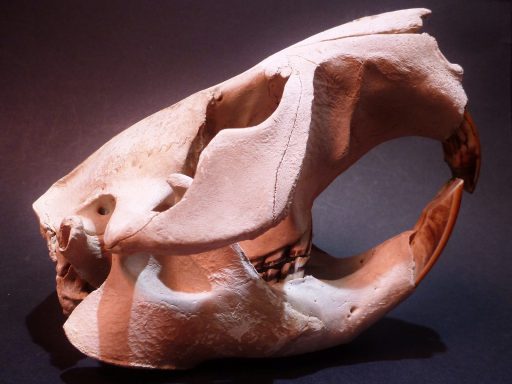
<box><xmin>1</xmin><ymin>0</ymin><xmax>510</xmax><ymax>383</ymax></box>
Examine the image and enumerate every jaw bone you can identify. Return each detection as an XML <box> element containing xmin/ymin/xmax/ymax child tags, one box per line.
<box><xmin>33</xmin><ymin>8</ymin><xmax>480</xmax><ymax>369</ymax></box>
<box><xmin>63</xmin><ymin>178</ymin><xmax>464</xmax><ymax>368</ymax></box>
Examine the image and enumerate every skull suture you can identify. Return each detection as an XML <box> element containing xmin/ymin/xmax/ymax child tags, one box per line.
<box><xmin>33</xmin><ymin>9</ymin><xmax>480</xmax><ymax>369</ymax></box>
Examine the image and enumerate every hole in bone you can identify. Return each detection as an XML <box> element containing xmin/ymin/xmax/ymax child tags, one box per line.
<box><xmin>97</xmin><ymin>206</ymin><xmax>109</xmax><ymax>215</ymax></box>
<box><xmin>93</xmin><ymin>194</ymin><xmax>115</xmax><ymax>216</ymax></box>
<box><xmin>346</xmin><ymin>306</ymin><xmax>357</xmax><ymax>318</ymax></box>
<box><xmin>77</xmin><ymin>194</ymin><xmax>116</xmax><ymax>235</ymax></box>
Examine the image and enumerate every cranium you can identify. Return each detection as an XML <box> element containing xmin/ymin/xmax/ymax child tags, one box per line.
<box><xmin>33</xmin><ymin>8</ymin><xmax>480</xmax><ymax>369</ymax></box>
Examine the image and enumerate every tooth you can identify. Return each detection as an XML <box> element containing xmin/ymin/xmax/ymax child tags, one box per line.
<box><xmin>281</xmin><ymin>262</ymin><xmax>292</xmax><ymax>276</ymax></box>
<box><xmin>291</xmin><ymin>179</ymin><xmax>464</xmax><ymax>342</ymax></box>
<box><xmin>410</xmin><ymin>178</ymin><xmax>463</xmax><ymax>285</ymax></box>
<box><xmin>62</xmin><ymin>180</ymin><xmax>465</xmax><ymax>364</ymax></box>
<box><xmin>443</xmin><ymin>109</ymin><xmax>481</xmax><ymax>193</ymax></box>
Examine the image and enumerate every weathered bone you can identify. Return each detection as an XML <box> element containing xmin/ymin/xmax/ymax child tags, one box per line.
<box><xmin>33</xmin><ymin>8</ymin><xmax>480</xmax><ymax>369</ymax></box>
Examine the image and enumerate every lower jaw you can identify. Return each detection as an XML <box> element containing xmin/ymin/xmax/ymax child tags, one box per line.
<box><xmin>51</xmin><ymin>176</ymin><xmax>465</xmax><ymax>317</ymax></box>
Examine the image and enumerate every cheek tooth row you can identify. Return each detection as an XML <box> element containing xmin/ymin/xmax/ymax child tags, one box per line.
<box><xmin>250</xmin><ymin>229</ymin><xmax>312</xmax><ymax>283</ymax></box>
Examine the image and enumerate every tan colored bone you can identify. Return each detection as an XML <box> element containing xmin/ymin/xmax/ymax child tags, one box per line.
<box><xmin>33</xmin><ymin>8</ymin><xmax>479</xmax><ymax>369</ymax></box>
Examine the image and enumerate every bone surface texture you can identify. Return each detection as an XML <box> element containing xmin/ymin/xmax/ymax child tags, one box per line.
<box><xmin>33</xmin><ymin>8</ymin><xmax>480</xmax><ymax>369</ymax></box>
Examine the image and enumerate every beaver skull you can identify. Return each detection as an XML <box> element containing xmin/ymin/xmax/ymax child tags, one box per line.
<box><xmin>33</xmin><ymin>8</ymin><xmax>480</xmax><ymax>369</ymax></box>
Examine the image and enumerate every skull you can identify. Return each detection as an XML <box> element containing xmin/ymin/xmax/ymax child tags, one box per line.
<box><xmin>33</xmin><ymin>8</ymin><xmax>480</xmax><ymax>369</ymax></box>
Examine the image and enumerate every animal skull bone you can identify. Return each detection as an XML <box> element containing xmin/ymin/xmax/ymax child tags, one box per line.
<box><xmin>33</xmin><ymin>8</ymin><xmax>480</xmax><ymax>369</ymax></box>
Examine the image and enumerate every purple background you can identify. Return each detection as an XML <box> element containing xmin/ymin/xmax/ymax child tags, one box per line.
<box><xmin>1</xmin><ymin>1</ymin><xmax>510</xmax><ymax>383</ymax></box>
